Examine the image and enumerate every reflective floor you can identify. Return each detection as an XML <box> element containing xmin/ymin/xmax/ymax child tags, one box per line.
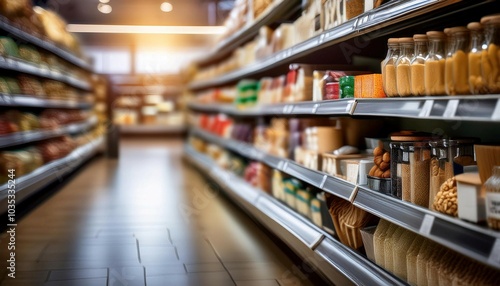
<box><xmin>0</xmin><ymin>138</ymin><xmax>318</xmax><ymax>285</ymax></box>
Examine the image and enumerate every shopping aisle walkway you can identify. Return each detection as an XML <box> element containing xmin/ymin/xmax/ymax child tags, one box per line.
<box><xmin>0</xmin><ymin>138</ymin><xmax>320</xmax><ymax>286</ymax></box>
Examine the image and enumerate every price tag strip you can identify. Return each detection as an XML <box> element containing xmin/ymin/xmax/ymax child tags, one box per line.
<box><xmin>419</xmin><ymin>214</ymin><xmax>435</xmax><ymax>236</ymax></box>
<box><xmin>443</xmin><ymin>99</ymin><xmax>459</xmax><ymax>118</ymax></box>
<box><xmin>488</xmin><ymin>238</ymin><xmax>500</xmax><ymax>266</ymax></box>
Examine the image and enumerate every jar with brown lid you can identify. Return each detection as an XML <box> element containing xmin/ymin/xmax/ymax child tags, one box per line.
<box><xmin>411</xmin><ymin>34</ymin><xmax>428</xmax><ymax>96</ymax></box>
<box><xmin>425</xmin><ymin>31</ymin><xmax>446</xmax><ymax>96</ymax></box>
<box><xmin>382</xmin><ymin>38</ymin><xmax>400</xmax><ymax>97</ymax></box>
<box><xmin>485</xmin><ymin>166</ymin><xmax>500</xmax><ymax>230</ymax></box>
<box><xmin>449</xmin><ymin>27</ymin><xmax>471</xmax><ymax>95</ymax></box>
<box><xmin>467</xmin><ymin>22</ymin><xmax>487</xmax><ymax>94</ymax></box>
<box><xmin>480</xmin><ymin>14</ymin><xmax>500</xmax><ymax>94</ymax></box>
<box><xmin>396</xmin><ymin>38</ymin><xmax>414</xmax><ymax>97</ymax></box>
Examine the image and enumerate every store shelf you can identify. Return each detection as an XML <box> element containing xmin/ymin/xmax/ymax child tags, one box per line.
<box><xmin>189</xmin><ymin>126</ymin><xmax>500</xmax><ymax>270</ymax></box>
<box><xmin>188</xmin><ymin>0</ymin><xmax>466</xmax><ymax>90</ymax></box>
<box><xmin>188</xmin><ymin>99</ymin><xmax>356</xmax><ymax>117</ymax></box>
<box><xmin>119</xmin><ymin>124</ymin><xmax>186</xmax><ymax>135</ymax></box>
<box><xmin>0</xmin><ymin>57</ymin><xmax>91</xmax><ymax>91</ymax></box>
<box><xmin>184</xmin><ymin>145</ymin><xmax>404</xmax><ymax>285</ymax></box>
<box><xmin>0</xmin><ymin>94</ymin><xmax>92</xmax><ymax>109</ymax></box>
<box><xmin>353</xmin><ymin>95</ymin><xmax>500</xmax><ymax>122</ymax></box>
<box><xmin>0</xmin><ymin>16</ymin><xmax>92</xmax><ymax>71</ymax></box>
<box><xmin>0</xmin><ymin>116</ymin><xmax>98</xmax><ymax>148</ymax></box>
<box><xmin>0</xmin><ymin>136</ymin><xmax>104</xmax><ymax>213</ymax></box>
<box><xmin>195</xmin><ymin>0</ymin><xmax>302</xmax><ymax>67</ymax></box>
<box><xmin>188</xmin><ymin>95</ymin><xmax>500</xmax><ymax>122</ymax></box>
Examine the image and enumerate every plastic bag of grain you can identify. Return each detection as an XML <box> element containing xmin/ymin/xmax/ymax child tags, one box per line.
<box><xmin>416</xmin><ymin>239</ymin><xmax>437</xmax><ymax>286</ymax></box>
<box><xmin>406</xmin><ymin>235</ymin><xmax>425</xmax><ymax>286</ymax></box>
<box><xmin>426</xmin><ymin>246</ymin><xmax>448</xmax><ymax>286</ymax></box>
<box><xmin>437</xmin><ymin>251</ymin><xmax>463</xmax><ymax>286</ymax></box>
<box><xmin>373</xmin><ymin>219</ymin><xmax>391</xmax><ymax>268</ymax></box>
<box><xmin>392</xmin><ymin>229</ymin><xmax>416</xmax><ymax>281</ymax></box>
<box><xmin>384</xmin><ymin>225</ymin><xmax>405</xmax><ymax>274</ymax></box>
<box><xmin>380</xmin><ymin>222</ymin><xmax>398</xmax><ymax>270</ymax></box>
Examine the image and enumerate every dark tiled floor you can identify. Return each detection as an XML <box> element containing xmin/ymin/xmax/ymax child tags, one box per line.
<box><xmin>0</xmin><ymin>138</ymin><xmax>317</xmax><ymax>285</ymax></box>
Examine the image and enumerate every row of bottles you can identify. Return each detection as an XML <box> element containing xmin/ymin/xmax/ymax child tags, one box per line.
<box><xmin>381</xmin><ymin>14</ymin><xmax>499</xmax><ymax>97</ymax></box>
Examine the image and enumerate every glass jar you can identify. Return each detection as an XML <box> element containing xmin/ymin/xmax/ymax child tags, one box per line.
<box><xmin>444</xmin><ymin>28</ymin><xmax>455</xmax><ymax>95</ymax></box>
<box><xmin>485</xmin><ymin>166</ymin><xmax>500</xmax><ymax>230</ymax></box>
<box><xmin>429</xmin><ymin>140</ymin><xmax>452</xmax><ymax>209</ymax></box>
<box><xmin>411</xmin><ymin>142</ymin><xmax>432</xmax><ymax>208</ymax></box>
<box><xmin>396</xmin><ymin>38</ymin><xmax>414</xmax><ymax>97</ymax></box>
<box><xmin>390</xmin><ymin>142</ymin><xmax>402</xmax><ymax>198</ymax></box>
<box><xmin>467</xmin><ymin>22</ymin><xmax>487</xmax><ymax>94</ymax></box>
<box><xmin>480</xmin><ymin>14</ymin><xmax>500</xmax><ymax>94</ymax></box>
<box><xmin>411</xmin><ymin>34</ymin><xmax>428</xmax><ymax>96</ymax></box>
<box><xmin>400</xmin><ymin>142</ymin><xmax>413</xmax><ymax>202</ymax></box>
<box><xmin>448</xmin><ymin>27</ymin><xmax>471</xmax><ymax>95</ymax></box>
<box><xmin>381</xmin><ymin>38</ymin><xmax>400</xmax><ymax>97</ymax></box>
<box><xmin>425</xmin><ymin>31</ymin><xmax>446</xmax><ymax>96</ymax></box>
<box><xmin>446</xmin><ymin>138</ymin><xmax>477</xmax><ymax>174</ymax></box>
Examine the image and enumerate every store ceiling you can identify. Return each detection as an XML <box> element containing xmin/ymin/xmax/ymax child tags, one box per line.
<box><xmin>45</xmin><ymin>0</ymin><xmax>233</xmax><ymax>48</ymax></box>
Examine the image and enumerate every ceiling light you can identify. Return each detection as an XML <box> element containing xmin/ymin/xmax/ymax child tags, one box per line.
<box><xmin>97</xmin><ymin>3</ymin><xmax>112</xmax><ymax>14</ymax></box>
<box><xmin>67</xmin><ymin>24</ymin><xmax>226</xmax><ymax>35</ymax></box>
<box><xmin>160</xmin><ymin>2</ymin><xmax>173</xmax><ymax>12</ymax></box>
<box><xmin>99</xmin><ymin>0</ymin><xmax>110</xmax><ymax>3</ymax></box>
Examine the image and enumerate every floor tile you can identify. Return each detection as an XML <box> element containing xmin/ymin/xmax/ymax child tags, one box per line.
<box><xmin>44</xmin><ymin>277</ymin><xmax>107</xmax><ymax>286</ymax></box>
<box><xmin>139</xmin><ymin>246</ymin><xmax>178</xmax><ymax>264</ymax></box>
<box><xmin>108</xmin><ymin>266</ymin><xmax>145</xmax><ymax>286</ymax></box>
<box><xmin>48</xmin><ymin>268</ymin><xmax>107</xmax><ymax>281</ymax></box>
<box><xmin>236</xmin><ymin>280</ymin><xmax>279</xmax><ymax>286</ymax></box>
<box><xmin>185</xmin><ymin>262</ymin><xmax>225</xmax><ymax>273</ymax></box>
<box><xmin>145</xmin><ymin>264</ymin><xmax>186</xmax><ymax>276</ymax></box>
<box><xmin>146</xmin><ymin>272</ymin><xmax>235</xmax><ymax>286</ymax></box>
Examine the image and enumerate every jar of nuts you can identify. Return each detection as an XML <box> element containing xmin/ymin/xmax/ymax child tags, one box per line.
<box><xmin>433</xmin><ymin>177</ymin><xmax>458</xmax><ymax>217</ymax></box>
<box><xmin>429</xmin><ymin>140</ymin><xmax>453</xmax><ymax>210</ymax></box>
<box><xmin>485</xmin><ymin>166</ymin><xmax>500</xmax><ymax>230</ymax></box>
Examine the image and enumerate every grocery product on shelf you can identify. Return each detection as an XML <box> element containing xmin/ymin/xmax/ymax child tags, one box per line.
<box><xmin>468</xmin><ymin>22</ymin><xmax>487</xmax><ymax>94</ymax></box>
<box><xmin>485</xmin><ymin>166</ymin><xmax>500</xmax><ymax>230</ymax></box>
<box><xmin>433</xmin><ymin>176</ymin><xmax>458</xmax><ymax>217</ymax></box>
<box><xmin>395</xmin><ymin>37</ymin><xmax>414</xmax><ymax>97</ymax></box>
<box><xmin>448</xmin><ymin>27</ymin><xmax>471</xmax><ymax>95</ymax></box>
<box><xmin>424</xmin><ymin>31</ymin><xmax>446</xmax><ymax>96</ymax></box>
<box><xmin>381</xmin><ymin>38</ymin><xmax>400</xmax><ymax>97</ymax></box>
<box><xmin>480</xmin><ymin>14</ymin><xmax>500</xmax><ymax>94</ymax></box>
<box><xmin>410</xmin><ymin>34</ymin><xmax>428</xmax><ymax>96</ymax></box>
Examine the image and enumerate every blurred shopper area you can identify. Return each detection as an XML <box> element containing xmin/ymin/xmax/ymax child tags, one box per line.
<box><xmin>1</xmin><ymin>0</ymin><xmax>500</xmax><ymax>285</ymax></box>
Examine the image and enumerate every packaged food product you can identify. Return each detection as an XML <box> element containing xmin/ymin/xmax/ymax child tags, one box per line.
<box><xmin>393</xmin><ymin>229</ymin><xmax>415</xmax><ymax>281</ymax></box>
<box><xmin>18</xmin><ymin>44</ymin><xmax>42</xmax><ymax>65</ymax></box>
<box><xmin>480</xmin><ymin>15</ymin><xmax>500</xmax><ymax>94</ymax></box>
<box><xmin>339</xmin><ymin>76</ymin><xmax>355</xmax><ymax>98</ymax></box>
<box><xmin>18</xmin><ymin>75</ymin><xmax>45</xmax><ymax>97</ymax></box>
<box><xmin>485</xmin><ymin>166</ymin><xmax>500</xmax><ymax>230</ymax></box>
<box><xmin>395</xmin><ymin>38</ymin><xmax>414</xmax><ymax>97</ymax></box>
<box><xmin>429</xmin><ymin>140</ymin><xmax>454</xmax><ymax>209</ymax></box>
<box><xmin>446</xmin><ymin>27</ymin><xmax>470</xmax><ymax>95</ymax></box>
<box><xmin>4</xmin><ymin>77</ymin><xmax>20</xmax><ymax>94</ymax></box>
<box><xmin>424</xmin><ymin>31</ymin><xmax>446</xmax><ymax>96</ymax></box>
<box><xmin>433</xmin><ymin>177</ymin><xmax>458</xmax><ymax>217</ymax></box>
<box><xmin>346</xmin><ymin>0</ymin><xmax>364</xmax><ymax>20</ymax></box>
<box><xmin>410</xmin><ymin>142</ymin><xmax>431</xmax><ymax>207</ymax></box>
<box><xmin>382</xmin><ymin>223</ymin><xmax>399</xmax><ymax>272</ymax></box>
<box><xmin>410</xmin><ymin>34</ymin><xmax>428</xmax><ymax>96</ymax></box>
<box><xmin>354</xmin><ymin>74</ymin><xmax>385</xmax><ymax>98</ymax></box>
<box><xmin>373</xmin><ymin>219</ymin><xmax>391</xmax><ymax>268</ymax></box>
<box><xmin>406</xmin><ymin>235</ymin><xmax>425</xmax><ymax>285</ymax></box>
<box><xmin>467</xmin><ymin>22</ymin><xmax>487</xmax><ymax>94</ymax></box>
<box><xmin>416</xmin><ymin>239</ymin><xmax>437</xmax><ymax>286</ymax></box>
<box><xmin>0</xmin><ymin>36</ymin><xmax>19</xmax><ymax>58</ymax></box>
<box><xmin>381</xmin><ymin>38</ymin><xmax>400</xmax><ymax>97</ymax></box>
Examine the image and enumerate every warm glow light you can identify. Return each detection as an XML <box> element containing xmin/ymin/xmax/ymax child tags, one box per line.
<box><xmin>97</xmin><ymin>3</ymin><xmax>112</xmax><ymax>14</ymax></box>
<box><xmin>160</xmin><ymin>2</ymin><xmax>173</xmax><ymax>12</ymax></box>
<box><xmin>67</xmin><ymin>24</ymin><xmax>226</xmax><ymax>35</ymax></box>
<box><xmin>99</xmin><ymin>0</ymin><xmax>110</xmax><ymax>3</ymax></box>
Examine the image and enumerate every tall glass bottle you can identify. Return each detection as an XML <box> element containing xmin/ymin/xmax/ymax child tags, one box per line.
<box><xmin>395</xmin><ymin>38</ymin><xmax>414</xmax><ymax>97</ymax></box>
<box><xmin>411</xmin><ymin>34</ymin><xmax>428</xmax><ymax>96</ymax></box>
<box><xmin>480</xmin><ymin>14</ymin><xmax>500</xmax><ymax>94</ymax></box>
<box><xmin>425</xmin><ymin>31</ymin><xmax>446</xmax><ymax>96</ymax></box>
<box><xmin>467</xmin><ymin>22</ymin><xmax>487</xmax><ymax>94</ymax></box>
<box><xmin>381</xmin><ymin>38</ymin><xmax>400</xmax><ymax>97</ymax></box>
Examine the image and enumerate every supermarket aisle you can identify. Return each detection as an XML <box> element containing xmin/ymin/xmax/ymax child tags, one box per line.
<box><xmin>0</xmin><ymin>138</ymin><xmax>319</xmax><ymax>286</ymax></box>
